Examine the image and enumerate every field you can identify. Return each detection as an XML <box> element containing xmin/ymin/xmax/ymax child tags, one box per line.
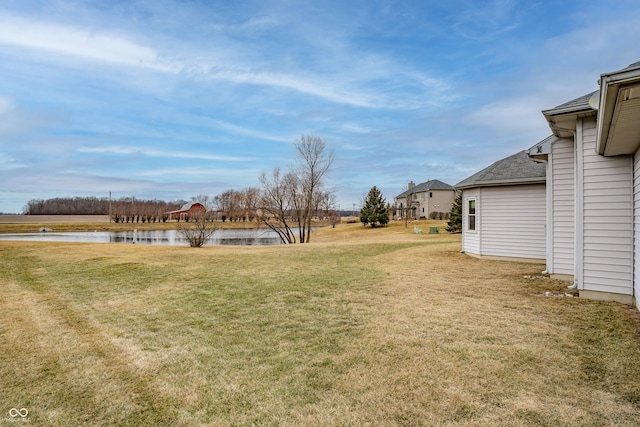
<box><xmin>0</xmin><ymin>215</ymin><xmax>112</xmax><ymax>224</ymax></box>
<box><xmin>1</xmin><ymin>220</ymin><xmax>640</xmax><ymax>426</ymax></box>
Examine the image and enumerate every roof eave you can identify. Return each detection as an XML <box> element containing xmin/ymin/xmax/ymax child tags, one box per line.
<box><xmin>596</xmin><ymin>65</ymin><xmax>640</xmax><ymax>156</ymax></box>
<box><xmin>543</xmin><ymin>107</ymin><xmax>597</xmax><ymax>138</ymax></box>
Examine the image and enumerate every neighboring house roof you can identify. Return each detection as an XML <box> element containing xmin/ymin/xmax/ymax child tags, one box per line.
<box><xmin>455</xmin><ymin>150</ymin><xmax>546</xmax><ymax>190</ymax></box>
<box><xmin>611</xmin><ymin>60</ymin><xmax>640</xmax><ymax>72</ymax></box>
<box><xmin>395</xmin><ymin>179</ymin><xmax>454</xmax><ymax>198</ymax></box>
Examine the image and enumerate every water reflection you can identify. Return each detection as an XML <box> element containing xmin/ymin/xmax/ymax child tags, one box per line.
<box><xmin>0</xmin><ymin>229</ymin><xmax>284</xmax><ymax>246</ymax></box>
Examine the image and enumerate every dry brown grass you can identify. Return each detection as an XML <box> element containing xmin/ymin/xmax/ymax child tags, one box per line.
<box><xmin>0</xmin><ymin>214</ymin><xmax>112</xmax><ymax>223</ymax></box>
<box><xmin>1</xmin><ymin>221</ymin><xmax>639</xmax><ymax>425</ymax></box>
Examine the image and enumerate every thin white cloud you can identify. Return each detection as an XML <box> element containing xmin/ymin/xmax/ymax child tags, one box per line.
<box><xmin>208</xmin><ymin>119</ymin><xmax>291</xmax><ymax>143</ymax></box>
<box><xmin>451</xmin><ymin>0</ymin><xmax>522</xmax><ymax>40</ymax></box>
<box><xmin>203</xmin><ymin>68</ymin><xmax>393</xmax><ymax>109</ymax></box>
<box><xmin>137</xmin><ymin>167</ymin><xmax>261</xmax><ymax>179</ymax></box>
<box><xmin>0</xmin><ymin>96</ymin><xmax>12</xmax><ymax>114</ymax></box>
<box><xmin>0</xmin><ymin>96</ymin><xmax>58</xmax><ymax>137</ymax></box>
<box><xmin>468</xmin><ymin>95</ymin><xmax>550</xmax><ymax>139</ymax></box>
<box><xmin>0</xmin><ymin>14</ymin><xmax>178</xmax><ymax>73</ymax></box>
<box><xmin>78</xmin><ymin>146</ymin><xmax>256</xmax><ymax>162</ymax></box>
<box><xmin>339</xmin><ymin>123</ymin><xmax>374</xmax><ymax>134</ymax></box>
<box><xmin>0</xmin><ymin>13</ymin><xmax>449</xmax><ymax>110</ymax></box>
<box><xmin>0</xmin><ymin>152</ymin><xmax>23</xmax><ymax>170</ymax></box>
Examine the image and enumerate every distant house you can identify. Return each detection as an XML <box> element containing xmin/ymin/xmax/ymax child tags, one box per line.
<box><xmin>457</xmin><ymin>60</ymin><xmax>640</xmax><ymax>310</ymax></box>
<box><xmin>455</xmin><ymin>150</ymin><xmax>547</xmax><ymax>262</ymax></box>
<box><xmin>166</xmin><ymin>202</ymin><xmax>206</xmax><ymax>221</ymax></box>
<box><xmin>394</xmin><ymin>179</ymin><xmax>455</xmax><ymax>220</ymax></box>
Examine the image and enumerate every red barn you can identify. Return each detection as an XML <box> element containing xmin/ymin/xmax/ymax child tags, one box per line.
<box><xmin>166</xmin><ymin>202</ymin><xmax>206</xmax><ymax>221</ymax></box>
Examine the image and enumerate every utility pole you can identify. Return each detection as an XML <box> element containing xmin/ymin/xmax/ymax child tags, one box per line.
<box><xmin>109</xmin><ymin>192</ymin><xmax>112</xmax><ymax>223</ymax></box>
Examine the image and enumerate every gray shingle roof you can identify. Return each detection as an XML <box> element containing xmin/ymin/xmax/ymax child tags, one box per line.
<box><xmin>542</xmin><ymin>90</ymin><xmax>598</xmax><ymax>116</ymax></box>
<box><xmin>454</xmin><ymin>150</ymin><xmax>546</xmax><ymax>189</ymax></box>
<box><xmin>395</xmin><ymin>179</ymin><xmax>454</xmax><ymax>198</ymax></box>
<box><xmin>622</xmin><ymin>60</ymin><xmax>640</xmax><ymax>70</ymax></box>
<box><xmin>543</xmin><ymin>61</ymin><xmax>640</xmax><ymax>117</ymax></box>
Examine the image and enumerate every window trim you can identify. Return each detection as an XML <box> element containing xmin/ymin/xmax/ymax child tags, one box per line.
<box><xmin>467</xmin><ymin>198</ymin><xmax>477</xmax><ymax>232</ymax></box>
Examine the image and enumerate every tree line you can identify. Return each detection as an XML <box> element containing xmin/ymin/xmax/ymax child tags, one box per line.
<box><xmin>23</xmin><ymin>197</ymin><xmax>187</xmax><ymax>223</ymax></box>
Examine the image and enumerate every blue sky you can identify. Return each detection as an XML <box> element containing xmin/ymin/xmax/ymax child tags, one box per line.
<box><xmin>1</xmin><ymin>0</ymin><xmax>640</xmax><ymax>213</ymax></box>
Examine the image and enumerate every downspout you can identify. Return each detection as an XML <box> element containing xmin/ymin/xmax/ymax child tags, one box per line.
<box><xmin>530</xmin><ymin>154</ymin><xmax>552</xmax><ymax>275</ymax></box>
<box><xmin>530</xmin><ymin>141</ymin><xmax>556</xmax><ymax>276</ymax></box>
<box><xmin>548</xmin><ymin>124</ymin><xmax>579</xmax><ymax>290</ymax></box>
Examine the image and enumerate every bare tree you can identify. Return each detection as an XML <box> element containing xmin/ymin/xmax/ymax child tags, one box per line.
<box><xmin>258</xmin><ymin>168</ymin><xmax>297</xmax><ymax>244</ymax></box>
<box><xmin>242</xmin><ymin>187</ymin><xmax>260</xmax><ymax>222</ymax></box>
<box><xmin>317</xmin><ymin>189</ymin><xmax>337</xmax><ymax>220</ymax></box>
<box><xmin>214</xmin><ymin>189</ymin><xmax>243</xmax><ymax>222</ymax></box>
<box><xmin>177</xmin><ymin>210</ymin><xmax>218</xmax><ymax>247</ymax></box>
<box><xmin>191</xmin><ymin>194</ymin><xmax>214</xmax><ymax>210</ymax></box>
<box><xmin>294</xmin><ymin>135</ymin><xmax>334</xmax><ymax>243</ymax></box>
<box><xmin>256</xmin><ymin>135</ymin><xmax>334</xmax><ymax>244</ymax></box>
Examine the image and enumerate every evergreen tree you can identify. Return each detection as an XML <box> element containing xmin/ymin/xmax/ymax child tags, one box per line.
<box><xmin>446</xmin><ymin>191</ymin><xmax>463</xmax><ymax>233</ymax></box>
<box><xmin>360</xmin><ymin>186</ymin><xmax>390</xmax><ymax>227</ymax></box>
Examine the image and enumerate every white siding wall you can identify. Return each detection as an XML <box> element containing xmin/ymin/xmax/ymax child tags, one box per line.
<box><xmin>479</xmin><ymin>184</ymin><xmax>546</xmax><ymax>259</ymax></box>
<box><xmin>581</xmin><ymin>117</ymin><xmax>634</xmax><ymax>295</ymax></box>
<box><xmin>551</xmin><ymin>138</ymin><xmax>575</xmax><ymax>275</ymax></box>
<box><xmin>634</xmin><ymin>147</ymin><xmax>640</xmax><ymax>307</ymax></box>
<box><xmin>462</xmin><ymin>189</ymin><xmax>480</xmax><ymax>255</ymax></box>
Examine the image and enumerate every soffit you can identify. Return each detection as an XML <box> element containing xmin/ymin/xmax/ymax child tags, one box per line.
<box><xmin>603</xmin><ymin>84</ymin><xmax>640</xmax><ymax>156</ymax></box>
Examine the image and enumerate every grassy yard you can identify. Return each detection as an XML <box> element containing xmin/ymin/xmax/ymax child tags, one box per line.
<box><xmin>1</xmin><ymin>221</ymin><xmax>640</xmax><ymax>425</ymax></box>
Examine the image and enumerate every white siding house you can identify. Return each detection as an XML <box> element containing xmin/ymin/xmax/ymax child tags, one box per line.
<box><xmin>533</xmin><ymin>61</ymin><xmax>640</xmax><ymax>307</ymax></box>
<box><xmin>455</xmin><ymin>150</ymin><xmax>547</xmax><ymax>262</ymax></box>
<box><xmin>634</xmin><ymin>148</ymin><xmax>640</xmax><ymax>304</ymax></box>
<box><xmin>455</xmin><ymin>61</ymin><xmax>640</xmax><ymax>310</ymax></box>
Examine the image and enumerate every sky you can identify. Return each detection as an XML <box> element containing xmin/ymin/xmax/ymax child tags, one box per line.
<box><xmin>1</xmin><ymin>0</ymin><xmax>640</xmax><ymax>213</ymax></box>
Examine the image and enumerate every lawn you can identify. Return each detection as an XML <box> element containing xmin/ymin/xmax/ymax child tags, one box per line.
<box><xmin>1</xmin><ymin>221</ymin><xmax>639</xmax><ymax>426</ymax></box>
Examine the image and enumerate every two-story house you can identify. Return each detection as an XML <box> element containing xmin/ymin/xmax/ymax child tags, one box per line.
<box><xmin>394</xmin><ymin>179</ymin><xmax>455</xmax><ymax>220</ymax></box>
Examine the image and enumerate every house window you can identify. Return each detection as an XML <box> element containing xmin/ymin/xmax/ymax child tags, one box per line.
<box><xmin>429</xmin><ymin>192</ymin><xmax>433</xmax><ymax>198</ymax></box>
<box><xmin>468</xmin><ymin>199</ymin><xmax>476</xmax><ymax>231</ymax></box>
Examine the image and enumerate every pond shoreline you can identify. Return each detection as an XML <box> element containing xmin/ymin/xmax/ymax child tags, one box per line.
<box><xmin>0</xmin><ymin>215</ymin><xmax>332</xmax><ymax>234</ymax></box>
<box><xmin>0</xmin><ymin>229</ymin><xmax>286</xmax><ymax>246</ymax></box>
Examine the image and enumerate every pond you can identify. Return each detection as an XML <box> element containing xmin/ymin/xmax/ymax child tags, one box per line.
<box><xmin>0</xmin><ymin>229</ymin><xmax>285</xmax><ymax>246</ymax></box>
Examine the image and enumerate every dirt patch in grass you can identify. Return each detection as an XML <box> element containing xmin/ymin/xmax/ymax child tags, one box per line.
<box><xmin>1</xmin><ymin>225</ymin><xmax>639</xmax><ymax>425</ymax></box>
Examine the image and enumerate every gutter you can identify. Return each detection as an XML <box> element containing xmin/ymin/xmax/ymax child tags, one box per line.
<box><xmin>454</xmin><ymin>177</ymin><xmax>546</xmax><ymax>191</ymax></box>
